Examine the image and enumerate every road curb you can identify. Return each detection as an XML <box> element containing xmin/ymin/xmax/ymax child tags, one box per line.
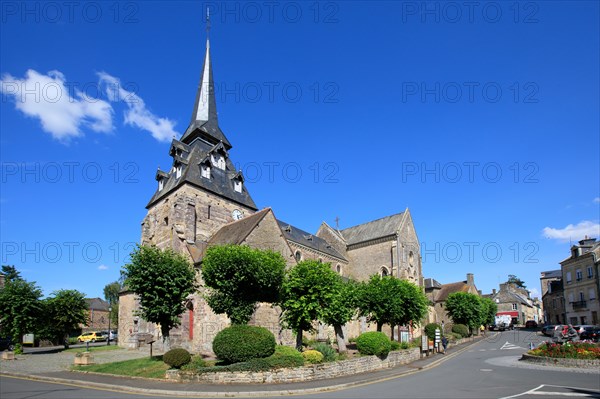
<box><xmin>0</xmin><ymin>337</ymin><xmax>485</xmax><ymax>397</ymax></box>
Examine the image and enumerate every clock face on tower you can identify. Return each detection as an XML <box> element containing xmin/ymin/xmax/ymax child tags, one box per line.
<box><xmin>232</xmin><ymin>209</ymin><xmax>243</xmax><ymax>220</ymax></box>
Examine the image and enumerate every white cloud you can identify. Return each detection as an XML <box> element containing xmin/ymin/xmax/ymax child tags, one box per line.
<box><xmin>0</xmin><ymin>69</ymin><xmax>113</xmax><ymax>141</ymax></box>
<box><xmin>98</xmin><ymin>264</ymin><xmax>109</xmax><ymax>271</ymax></box>
<box><xmin>542</xmin><ymin>220</ymin><xmax>600</xmax><ymax>242</ymax></box>
<box><xmin>594</xmin><ymin>197</ymin><xmax>600</xmax><ymax>204</ymax></box>
<box><xmin>98</xmin><ymin>72</ymin><xmax>177</xmax><ymax>142</ymax></box>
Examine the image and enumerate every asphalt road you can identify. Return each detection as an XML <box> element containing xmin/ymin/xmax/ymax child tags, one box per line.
<box><xmin>2</xmin><ymin>331</ymin><xmax>599</xmax><ymax>399</ymax></box>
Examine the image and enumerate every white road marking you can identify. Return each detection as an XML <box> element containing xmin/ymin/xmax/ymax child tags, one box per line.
<box><xmin>499</xmin><ymin>384</ymin><xmax>600</xmax><ymax>399</ymax></box>
<box><xmin>500</xmin><ymin>341</ymin><xmax>524</xmax><ymax>350</ymax></box>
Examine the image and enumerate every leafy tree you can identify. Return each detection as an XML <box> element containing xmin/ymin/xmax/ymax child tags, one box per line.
<box><xmin>103</xmin><ymin>281</ymin><xmax>123</xmax><ymax>327</ymax></box>
<box><xmin>357</xmin><ymin>275</ymin><xmax>428</xmax><ymax>338</ymax></box>
<box><xmin>122</xmin><ymin>245</ymin><xmax>197</xmax><ymax>350</ymax></box>
<box><xmin>445</xmin><ymin>292</ymin><xmax>482</xmax><ymax>334</ymax></box>
<box><xmin>506</xmin><ymin>274</ymin><xmax>527</xmax><ymax>289</ymax></box>
<box><xmin>279</xmin><ymin>260</ymin><xmax>340</xmax><ymax>350</ymax></box>
<box><xmin>44</xmin><ymin>289</ymin><xmax>88</xmax><ymax>348</ymax></box>
<box><xmin>202</xmin><ymin>245</ymin><xmax>286</xmax><ymax>324</ymax></box>
<box><xmin>1</xmin><ymin>265</ymin><xmax>22</xmax><ymax>283</ymax></box>
<box><xmin>479</xmin><ymin>297</ymin><xmax>498</xmax><ymax>326</ymax></box>
<box><xmin>320</xmin><ymin>279</ymin><xmax>358</xmax><ymax>353</ymax></box>
<box><xmin>0</xmin><ymin>277</ymin><xmax>43</xmax><ymax>351</ymax></box>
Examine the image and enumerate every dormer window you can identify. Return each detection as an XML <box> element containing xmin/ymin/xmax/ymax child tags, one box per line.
<box><xmin>234</xmin><ymin>179</ymin><xmax>242</xmax><ymax>193</ymax></box>
<box><xmin>175</xmin><ymin>164</ymin><xmax>182</xmax><ymax>179</ymax></box>
<box><xmin>201</xmin><ymin>164</ymin><xmax>211</xmax><ymax>179</ymax></box>
<box><xmin>158</xmin><ymin>179</ymin><xmax>164</xmax><ymax>191</ymax></box>
<box><xmin>212</xmin><ymin>154</ymin><xmax>226</xmax><ymax>170</ymax></box>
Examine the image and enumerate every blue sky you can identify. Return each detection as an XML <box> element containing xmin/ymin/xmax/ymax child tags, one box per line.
<box><xmin>1</xmin><ymin>1</ymin><xmax>599</xmax><ymax>300</ymax></box>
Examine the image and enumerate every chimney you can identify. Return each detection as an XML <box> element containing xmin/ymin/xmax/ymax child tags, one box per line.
<box><xmin>492</xmin><ymin>289</ymin><xmax>497</xmax><ymax>295</ymax></box>
<box><xmin>466</xmin><ymin>273</ymin><xmax>474</xmax><ymax>287</ymax></box>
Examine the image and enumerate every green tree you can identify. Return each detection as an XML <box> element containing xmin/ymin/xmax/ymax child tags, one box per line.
<box><xmin>320</xmin><ymin>279</ymin><xmax>358</xmax><ymax>353</ymax></box>
<box><xmin>1</xmin><ymin>265</ymin><xmax>22</xmax><ymax>283</ymax></box>
<box><xmin>122</xmin><ymin>245</ymin><xmax>197</xmax><ymax>350</ymax></box>
<box><xmin>479</xmin><ymin>297</ymin><xmax>498</xmax><ymax>326</ymax></box>
<box><xmin>506</xmin><ymin>274</ymin><xmax>527</xmax><ymax>289</ymax></box>
<box><xmin>279</xmin><ymin>260</ymin><xmax>340</xmax><ymax>350</ymax></box>
<box><xmin>0</xmin><ymin>277</ymin><xmax>43</xmax><ymax>351</ymax></box>
<box><xmin>445</xmin><ymin>292</ymin><xmax>482</xmax><ymax>334</ymax></box>
<box><xmin>103</xmin><ymin>281</ymin><xmax>123</xmax><ymax>327</ymax></box>
<box><xmin>202</xmin><ymin>245</ymin><xmax>286</xmax><ymax>324</ymax></box>
<box><xmin>357</xmin><ymin>275</ymin><xmax>428</xmax><ymax>338</ymax></box>
<box><xmin>44</xmin><ymin>289</ymin><xmax>89</xmax><ymax>348</ymax></box>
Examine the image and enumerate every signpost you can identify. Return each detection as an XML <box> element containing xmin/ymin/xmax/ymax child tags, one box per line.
<box><xmin>435</xmin><ymin>328</ymin><xmax>441</xmax><ymax>352</ymax></box>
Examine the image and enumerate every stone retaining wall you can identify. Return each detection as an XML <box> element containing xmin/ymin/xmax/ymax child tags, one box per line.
<box><xmin>520</xmin><ymin>353</ymin><xmax>600</xmax><ymax>369</ymax></box>
<box><xmin>167</xmin><ymin>348</ymin><xmax>421</xmax><ymax>384</ymax></box>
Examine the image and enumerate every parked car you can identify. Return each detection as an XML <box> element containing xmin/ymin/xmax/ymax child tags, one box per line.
<box><xmin>77</xmin><ymin>331</ymin><xmax>107</xmax><ymax>343</ymax></box>
<box><xmin>541</xmin><ymin>325</ymin><xmax>556</xmax><ymax>336</ymax></box>
<box><xmin>578</xmin><ymin>326</ymin><xmax>600</xmax><ymax>342</ymax></box>
<box><xmin>572</xmin><ymin>325</ymin><xmax>596</xmax><ymax>335</ymax></box>
<box><xmin>525</xmin><ymin>320</ymin><xmax>538</xmax><ymax>329</ymax></box>
<box><xmin>100</xmin><ymin>330</ymin><xmax>118</xmax><ymax>342</ymax></box>
<box><xmin>0</xmin><ymin>337</ymin><xmax>15</xmax><ymax>351</ymax></box>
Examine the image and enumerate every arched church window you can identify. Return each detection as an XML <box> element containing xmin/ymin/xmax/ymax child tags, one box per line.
<box><xmin>295</xmin><ymin>250</ymin><xmax>302</xmax><ymax>262</ymax></box>
<box><xmin>380</xmin><ymin>267</ymin><xmax>389</xmax><ymax>277</ymax></box>
<box><xmin>409</xmin><ymin>251</ymin><xmax>414</xmax><ymax>267</ymax></box>
<box><xmin>336</xmin><ymin>264</ymin><xmax>342</xmax><ymax>274</ymax></box>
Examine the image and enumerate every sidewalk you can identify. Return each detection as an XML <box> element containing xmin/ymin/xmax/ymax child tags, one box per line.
<box><xmin>1</xmin><ymin>337</ymin><xmax>483</xmax><ymax>397</ymax></box>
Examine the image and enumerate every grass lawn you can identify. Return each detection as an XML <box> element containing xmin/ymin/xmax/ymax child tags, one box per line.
<box><xmin>73</xmin><ymin>356</ymin><xmax>169</xmax><ymax>378</ymax></box>
<box><xmin>64</xmin><ymin>345</ymin><xmax>123</xmax><ymax>354</ymax></box>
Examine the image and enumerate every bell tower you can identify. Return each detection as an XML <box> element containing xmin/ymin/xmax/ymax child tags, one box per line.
<box><xmin>140</xmin><ymin>20</ymin><xmax>257</xmax><ymax>261</ymax></box>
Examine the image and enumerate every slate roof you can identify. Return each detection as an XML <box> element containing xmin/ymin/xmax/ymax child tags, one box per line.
<box><xmin>277</xmin><ymin>220</ymin><xmax>347</xmax><ymax>261</ymax></box>
<box><xmin>540</xmin><ymin>270</ymin><xmax>562</xmax><ymax>279</ymax></box>
<box><xmin>147</xmin><ymin>139</ymin><xmax>257</xmax><ymax>210</ymax></box>
<box><xmin>86</xmin><ymin>298</ymin><xmax>109</xmax><ymax>311</ymax></box>
<box><xmin>180</xmin><ymin>38</ymin><xmax>232</xmax><ymax>149</ymax></box>
<box><xmin>424</xmin><ymin>278</ymin><xmax>442</xmax><ymax>290</ymax></box>
<box><xmin>340</xmin><ymin>212</ymin><xmax>404</xmax><ymax>245</ymax></box>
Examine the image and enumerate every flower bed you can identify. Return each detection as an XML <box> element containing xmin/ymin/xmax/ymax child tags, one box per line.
<box><xmin>528</xmin><ymin>342</ymin><xmax>600</xmax><ymax>360</ymax></box>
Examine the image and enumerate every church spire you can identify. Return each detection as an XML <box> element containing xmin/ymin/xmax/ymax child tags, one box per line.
<box><xmin>181</xmin><ymin>11</ymin><xmax>231</xmax><ymax>149</ymax></box>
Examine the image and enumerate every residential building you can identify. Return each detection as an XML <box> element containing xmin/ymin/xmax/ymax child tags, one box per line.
<box><xmin>425</xmin><ymin>273</ymin><xmax>479</xmax><ymax>332</ymax></box>
<box><xmin>540</xmin><ymin>269</ymin><xmax>565</xmax><ymax>324</ymax></box>
<box><xmin>561</xmin><ymin>237</ymin><xmax>600</xmax><ymax>325</ymax></box>
<box><xmin>83</xmin><ymin>298</ymin><xmax>111</xmax><ymax>332</ymax></box>
<box><xmin>488</xmin><ymin>283</ymin><xmax>538</xmax><ymax>325</ymax></box>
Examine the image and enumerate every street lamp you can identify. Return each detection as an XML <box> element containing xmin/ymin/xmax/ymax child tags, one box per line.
<box><xmin>107</xmin><ymin>307</ymin><xmax>111</xmax><ymax>346</ymax></box>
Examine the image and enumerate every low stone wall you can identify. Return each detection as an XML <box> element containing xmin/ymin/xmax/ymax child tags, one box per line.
<box><xmin>520</xmin><ymin>353</ymin><xmax>600</xmax><ymax>369</ymax></box>
<box><xmin>167</xmin><ymin>348</ymin><xmax>421</xmax><ymax>384</ymax></box>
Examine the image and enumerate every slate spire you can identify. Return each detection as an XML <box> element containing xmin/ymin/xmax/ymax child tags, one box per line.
<box><xmin>181</xmin><ymin>13</ymin><xmax>232</xmax><ymax>148</ymax></box>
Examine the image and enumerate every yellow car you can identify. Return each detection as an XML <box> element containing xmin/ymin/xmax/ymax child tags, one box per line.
<box><xmin>77</xmin><ymin>332</ymin><xmax>107</xmax><ymax>343</ymax></box>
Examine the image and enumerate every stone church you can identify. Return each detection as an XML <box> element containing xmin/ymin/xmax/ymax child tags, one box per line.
<box><xmin>118</xmin><ymin>33</ymin><xmax>423</xmax><ymax>354</ymax></box>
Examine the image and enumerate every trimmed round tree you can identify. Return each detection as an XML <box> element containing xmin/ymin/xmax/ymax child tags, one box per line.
<box><xmin>122</xmin><ymin>245</ymin><xmax>198</xmax><ymax>351</ymax></box>
<box><xmin>445</xmin><ymin>292</ymin><xmax>483</xmax><ymax>335</ymax></box>
<box><xmin>212</xmin><ymin>325</ymin><xmax>276</xmax><ymax>363</ymax></box>
<box><xmin>202</xmin><ymin>245</ymin><xmax>286</xmax><ymax>325</ymax></box>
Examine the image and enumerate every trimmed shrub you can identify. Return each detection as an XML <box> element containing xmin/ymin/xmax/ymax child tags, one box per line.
<box><xmin>302</xmin><ymin>350</ymin><xmax>324</xmax><ymax>364</ymax></box>
<box><xmin>356</xmin><ymin>331</ymin><xmax>392</xmax><ymax>357</ymax></box>
<box><xmin>424</xmin><ymin>323</ymin><xmax>443</xmax><ymax>340</ymax></box>
<box><xmin>195</xmin><ymin>345</ymin><xmax>304</xmax><ymax>373</ymax></box>
<box><xmin>312</xmin><ymin>342</ymin><xmax>337</xmax><ymax>362</ymax></box>
<box><xmin>400</xmin><ymin>341</ymin><xmax>410</xmax><ymax>350</ymax></box>
<box><xmin>163</xmin><ymin>348</ymin><xmax>192</xmax><ymax>369</ymax></box>
<box><xmin>390</xmin><ymin>341</ymin><xmax>401</xmax><ymax>351</ymax></box>
<box><xmin>452</xmin><ymin>324</ymin><xmax>469</xmax><ymax>338</ymax></box>
<box><xmin>213</xmin><ymin>325</ymin><xmax>276</xmax><ymax>364</ymax></box>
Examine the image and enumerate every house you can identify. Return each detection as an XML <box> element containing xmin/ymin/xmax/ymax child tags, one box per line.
<box><xmin>425</xmin><ymin>273</ymin><xmax>479</xmax><ymax>331</ymax></box>
<box><xmin>487</xmin><ymin>283</ymin><xmax>538</xmax><ymax>325</ymax></box>
<box><xmin>83</xmin><ymin>298</ymin><xmax>110</xmax><ymax>332</ymax></box>
<box><xmin>561</xmin><ymin>237</ymin><xmax>600</xmax><ymax>325</ymax></box>
<box><xmin>540</xmin><ymin>269</ymin><xmax>565</xmax><ymax>324</ymax></box>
